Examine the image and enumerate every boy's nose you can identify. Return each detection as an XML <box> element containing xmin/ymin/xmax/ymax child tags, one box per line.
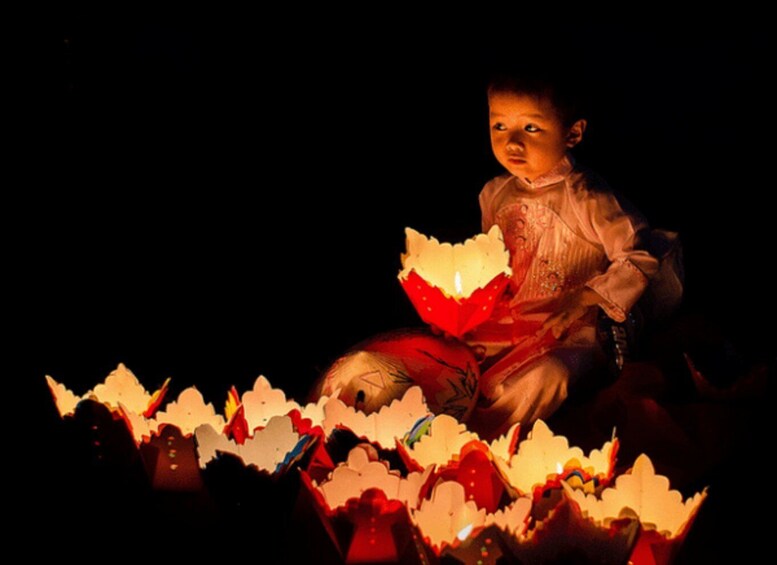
<box><xmin>506</xmin><ymin>137</ymin><xmax>525</xmax><ymax>152</ymax></box>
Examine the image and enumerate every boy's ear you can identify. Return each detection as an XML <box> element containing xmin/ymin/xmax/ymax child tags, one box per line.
<box><xmin>565</xmin><ymin>119</ymin><xmax>587</xmax><ymax>148</ymax></box>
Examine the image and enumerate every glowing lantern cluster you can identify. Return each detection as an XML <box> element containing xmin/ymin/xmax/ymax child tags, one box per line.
<box><xmin>398</xmin><ymin>226</ymin><xmax>512</xmax><ymax>338</ymax></box>
<box><xmin>45</xmin><ymin>364</ymin><xmax>706</xmax><ymax>564</ymax></box>
<box><xmin>195</xmin><ymin>416</ymin><xmax>310</xmax><ymax>473</ymax></box>
<box><xmin>321</xmin><ymin>385</ymin><xmax>430</xmax><ymax>450</ymax></box>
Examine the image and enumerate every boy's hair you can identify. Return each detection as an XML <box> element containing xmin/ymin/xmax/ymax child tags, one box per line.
<box><xmin>487</xmin><ymin>63</ymin><xmax>588</xmax><ymax>127</ymax></box>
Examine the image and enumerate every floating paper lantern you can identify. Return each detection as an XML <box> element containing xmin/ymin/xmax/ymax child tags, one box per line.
<box><xmin>154</xmin><ymin>387</ymin><xmax>225</xmax><ymax>437</ymax></box>
<box><xmin>412</xmin><ymin>480</ymin><xmax>531</xmax><ymax>557</ymax></box>
<box><xmin>298</xmin><ymin>479</ymin><xmax>432</xmax><ymax>565</ymax></box>
<box><xmin>240</xmin><ymin>375</ymin><xmax>329</xmax><ymax>430</ymax></box>
<box><xmin>399</xmin><ymin>226</ymin><xmax>512</xmax><ymax>338</ymax></box>
<box><xmin>441</xmin><ymin>499</ymin><xmax>532</xmax><ymax>564</ymax></box>
<box><xmin>241</xmin><ymin>376</ymin><xmax>299</xmax><ymax>431</ymax></box>
<box><xmin>411</xmin><ymin>480</ymin><xmax>487</xmax><ymax>553</ymax></box>
<box><xmin>401</xmin><ymin>414</ymin><xmax>479</xmax><ymax>469</ymax></box>
<box><xmin>506</xmin><ymin>495</ymin><xmax>640</xmax><ymax>565</ymax></box>
<box><xmin>312</xmin><ymin>445</ymin><xmax>433</xmax><ymax>511</ymax></box>
<box><xmin>221</xmin><ymin>378</ymin><xmax>332</xmax><ymax>450</ymax></box>
<box><xmin>434</xmin><ymin>444</ymin><xmax>508</xmax><ymax>513</ymax></box>
<box><xmin>322</xmin><ymin>385</ymin><xmax>430</xmax><ymax>450</ymax></box>
<box><xmin>298</xmin><ymin>448</ymin><xmax>435</xmax><ymax>564</ymax></box>
<box><xmin>339</xmin><ymin>489</ymin><xmax>417</xmax><ymax>563</ymax></box>
<box><xmin>563</xmin><ymin>454</ymin><xmax>707</xmax><ymax>565</ymax></box>
<box><xmin>400</xmin><ymin>413</ymin><xmax>520</xmax><ymax>470</ymax></box>
<box><xmin>495</xmin><ymin>419</ymin><xmax>618</xmax><ymax>496</ymax></box>
<box><xmin>43</xmin><ymin>366</ymin><xmax>710</xmax><ymax>562</ymax></box>
<box><xmin>46</xmin><ymin>363</ymin><xmax>170</xmax><ymax>418</ymax></box>
<box><xmin>195</xmin><ymin>415</ymin><xmax>313</xmax><ymax>473</ymax></box>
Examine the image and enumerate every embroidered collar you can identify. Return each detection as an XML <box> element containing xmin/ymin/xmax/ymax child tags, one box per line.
<box><xmin>515</xmin><ymin>154</ymin><xmax>575</xmax><ymax>190</ymax></box>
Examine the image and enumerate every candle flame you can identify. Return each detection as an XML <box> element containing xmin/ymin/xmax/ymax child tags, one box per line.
<box><xmin>454</xmin><ymin>271</ymin><xmax>463</xmax><ymax>295</ymax></box>
<box><xmin>457</xmin><ymin>523</ymin><xmax>474</xmax><ymax>541</ymax></box>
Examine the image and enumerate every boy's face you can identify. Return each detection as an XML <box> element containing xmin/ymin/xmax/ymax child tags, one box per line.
<box><xmin>489</xmin><ymin>91</ymin><xmax>585</xmax><ymax>183</ymax></box>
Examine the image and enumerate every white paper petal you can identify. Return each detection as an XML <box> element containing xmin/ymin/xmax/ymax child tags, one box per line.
<box><xmin>155</xmin><ymin>387</ymin><xmax>225</xmax><ymax>437</ymax></box>
<box><xmin>242</xmin><ymin>375</ymin><xmax>300</xmax><ymax>431</ymax></box>
<box><xmin>404</xmin><ymin>414</ymin><xmax>479</xmax><ymax>468</ymax></box>
<box><xmin>399</xmin><ymin>225</ymin><xmax>511</xmax><ymax>296</ymax></box>
<box><xmin>322</xmin><ymin>386</ymin><xmax>430</xmax><ymax>449</ymax></box>
<box><xmin>565</xmin><ymin>453</ymin><xmax>707</xmax><ymax>537</ymax></box>
<box><xmin>45</xmin><ymin>375</ymin><xmax>82</xmax><ymax>417</ymax></box>
<box><xmin>316</xmin><ymin>445</ymin><xmax>433</xmax><ymax>511</ymax></box>
<box><xmin>91</xmin><ymin>363</ymin><xmax>152</xmax><ymax>414</ymax></box>
<box><xmin>411</xmin><ymin>481</ymin><xmax>486</xmax><ymax>551</ymax></box>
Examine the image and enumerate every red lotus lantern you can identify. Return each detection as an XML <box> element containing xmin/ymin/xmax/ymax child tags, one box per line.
<box><xmin>563</xmin><ymin>454</ymin><xmax>707</xmax><ymax>565</ymax></box>
<box><xmin>399</xmin><ymin>226</ymin><xmax>512</xmax><ymax>338</ymax></box>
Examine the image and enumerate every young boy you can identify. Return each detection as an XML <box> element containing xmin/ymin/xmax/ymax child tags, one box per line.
<box><xmin>466</xmin><ymin>69</ymin><xmax>660</xmax><ymax>439</ymax></box>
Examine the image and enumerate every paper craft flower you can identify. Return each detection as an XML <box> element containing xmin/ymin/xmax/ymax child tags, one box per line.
<box><xmin>398</xmin><ymin>226</ymin><xmax>512</xmax><ymax>338</ymax></box>
<box><xmin>507</xmin><ymin>495</ymin><xmax>640</xmax><ymax>565</ymax></box>
<box><xmin>46</xmin><ymin>363</ymin><xmax>169</xmax><ymax>418</ymax></box>
<box><xmin>411</xmin><ymin>480</ymin><xmax>487</xmax><ymax>553</ymax></box>
<box><xmin>401</xmin><ymin>414</ymin><xmax>479</xmax><ymax>468</ymax></box>
<box><xmin>43</xmin><ymin>364</ymin><xmax>712</xmax><ymax>563</ymax></box>
<box><xmin>313</xmin><ymin>445</ymin><xmax>433</xmax><ymax>511</ymax></box>
<box><xmin>195</xmin><ymin>415</ymin><xmax>306</xmax><ymax>473</ymax></box>
<box><xmin>339</xmin><ymin>489</ymin><xmax>418</xmax><ymax>564</ymax></box>
<box><xmin>495</xmin><ymin>419</ymin><xmax>618</xmax><ymax>495</ymax></box>
<box><xmin>154</xmin><ymin>387</ymin><xmax>225</xmax><ymax>437</ymax></box>
<box><xmin>563</xmin><ymin>453</ymin><xmax>707</xmax><ymax>565</ymax></box>
<box><xmin>322</xmin><ymin>386</ymin><xmax>430</xmax><ymax>450</ymax></box>
<box><xmin>402</xmin><ymin>414</ymin><xmax>520</xmax><ymax>470</ymax></box>
<box><xmin>242</xmin><ymin>375</ymin><xmax>301</xmax><ymax>431</ymax></box>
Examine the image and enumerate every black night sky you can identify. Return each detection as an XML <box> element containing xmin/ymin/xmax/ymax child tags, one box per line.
<box><xmin>21</xmin><ymin>9</ymin><xmax>773</xmax><ymax>562</ymax></box>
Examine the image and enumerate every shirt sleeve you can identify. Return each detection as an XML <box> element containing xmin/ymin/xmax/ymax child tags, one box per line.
<box><xmin>574</xmin><ymin>188</ymin><xmax>660</xmax><ymax>322</ymax></box>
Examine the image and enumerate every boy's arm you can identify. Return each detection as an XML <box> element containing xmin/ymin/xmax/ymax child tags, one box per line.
<box><xmin>577</xmin><ymin>190</ymin><xmax>660</xmax><ymax>322</ymax></box>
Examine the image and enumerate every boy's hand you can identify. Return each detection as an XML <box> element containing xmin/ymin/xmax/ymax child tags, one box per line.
<box><xmin>538</xmin><ymin>287</ymin><xmax>603</xmax><ymax>340</ymax></box>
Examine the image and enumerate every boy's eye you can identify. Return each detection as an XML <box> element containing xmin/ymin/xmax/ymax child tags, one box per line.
<box><xmin>492</xmin><ymin>123</ymin><xmax>507</xmax><ymax>132</ymax></box>
<box><xmin>525</xmin><ymin>124</ymin><xmax>541</xmax><ymax>133</ymax></box>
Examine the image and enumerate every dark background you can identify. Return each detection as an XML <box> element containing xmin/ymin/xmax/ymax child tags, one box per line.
<box><xmin>20</xmin><ymin>8</ymin><xmax>772</xmax><ymax>561</ymax></box>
